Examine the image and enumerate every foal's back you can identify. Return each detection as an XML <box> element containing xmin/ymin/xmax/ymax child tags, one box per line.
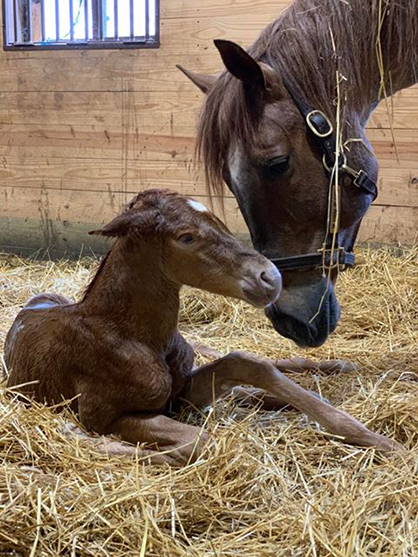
<box><xmin>5</xmin><ymin>291</ymin><xmax>175</xmax><ymax>414</ymax></box>
<box><xmin>5</xmin><ymin>293</ymin><xmax>78</xmax><ymax>404</ymax></box>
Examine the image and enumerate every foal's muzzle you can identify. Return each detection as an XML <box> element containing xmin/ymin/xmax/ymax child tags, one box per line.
<box><xmin>240</xmin><ymin>262</ymin><xmax>282</xmax><ymax>308</ymax></box>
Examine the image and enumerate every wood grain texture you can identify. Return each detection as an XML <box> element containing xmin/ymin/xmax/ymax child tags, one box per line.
<box><xmin>0</xmin><ymin>157</ymin><xmax>416</xmax><ymax>209</ymax></box>
<box><xmin>1</xmin><ymin>187</ymin><xmax>416</xmax><ymax>257</ymax></box>
<box><xmin>0</xmin><ymin>89</ymin><xmax>417</xmax><ymax>130</ymax></box>
<box><xmin>0</xmin><ymin>0</ymin><xmax>417</xmax><ymax>253</ymax></box>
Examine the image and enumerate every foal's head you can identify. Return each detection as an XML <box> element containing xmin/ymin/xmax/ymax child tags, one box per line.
<box><xmin>91</xmin><ymin>190</ymin><xmax>281</xmax><ymax>308</ymax></box>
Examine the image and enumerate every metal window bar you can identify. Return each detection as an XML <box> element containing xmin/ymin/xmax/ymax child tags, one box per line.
<box><xmin>3</xmin><ymin>0</ymin><xmax>159</xmax><ymax>49</ymax></box>
<box><xmin>145</xmin><ymin>0</ymin><xmax>149</xmax><ymax>40</ymax></box>
<box><xmin>12</xmin><ymin>0</ymin><xmax>18</xmax><ymax>42</ymax></box>
<box><xmin>113</xmin><ymin>0</ymin><xmax>118</xmax><ymax>39</ymax></box>
<box><xmin>129</xmin><ymin>0</ymin><xmax>133</xmax><ymax>39</ymax></box>
<box><xmin>69</xmin><ymin>0</ymin><xmax>74</xmax><ymax>41</ymax></box>
<box><xmin>84</xmin><ymin>0</ymin><xmax>88</xmax><ymax>40</ymax></box>
<box><xmin>55</xmin><ymin>0</ymin><xmax>59</xmax><ymax>40</ymax></box>
<box><xmin>40</xmin><ymin>0</ymin><xmax>45</xmax><ymax>41</ymax></box>
<box><xmin>22</xmin><ymin>0</ymin><xmax>32</xmax><ymax>42</ymax></box>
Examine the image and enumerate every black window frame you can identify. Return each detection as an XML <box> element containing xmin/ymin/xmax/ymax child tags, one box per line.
<box><xmin>2</xmin><ymin>0</ymin><xmax>160</xmax><ymax>50</ymax></box>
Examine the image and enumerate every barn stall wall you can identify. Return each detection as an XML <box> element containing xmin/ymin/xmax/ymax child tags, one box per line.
<box><xmin>0</xmin><ymin>0</ymin><xmax>417</xmax><ymax>256</ymax></box>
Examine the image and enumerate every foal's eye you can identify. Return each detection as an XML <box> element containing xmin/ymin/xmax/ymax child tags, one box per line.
<box><xmin>178</xmin><ymin>234</ymin><xmax>195</xmax><ymax>246</ymax></box>
<box><xmin>264</xmin><ymin>155</ymin><xmax>290</xmax><ymax>175</ymax></box>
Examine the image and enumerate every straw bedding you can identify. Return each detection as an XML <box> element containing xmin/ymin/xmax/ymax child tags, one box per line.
<box><xmin>0</xmin><ymin>247</ymin><xmax>417</xmax><ymax>556</ymax></box>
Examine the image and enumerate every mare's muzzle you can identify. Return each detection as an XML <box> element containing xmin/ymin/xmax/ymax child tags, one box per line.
<box><xmin>265</xmin><ymin>279</ymin><xmax>341</xmax><ymax>348</ymax></box>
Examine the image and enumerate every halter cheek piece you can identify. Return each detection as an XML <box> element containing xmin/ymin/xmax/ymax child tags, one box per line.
<box><xmin>270</xmin><ymin>86</ymin><xmax>378</xmax><ymax>273</ymax></box>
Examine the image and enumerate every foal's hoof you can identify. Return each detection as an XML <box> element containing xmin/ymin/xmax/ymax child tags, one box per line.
<box><xmin>98</xmin><ymin>438</ymin><xmax>137</xmax><ymax>456</ymax></box>
<box><xmin>317</xmin><ymin>359</ymin><xmax>359</xmax><ymax>374</ymax></box>
<box><xmin>374</xmin><ymin>434</ymin><xmax>405</xmax><ymax>455</ymax></box>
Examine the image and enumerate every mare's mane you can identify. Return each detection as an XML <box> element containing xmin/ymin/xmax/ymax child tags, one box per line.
<box><xmin>197</xmin><ymin>0</ymin><xmax>418</xmax><ymax>196</ymax></box>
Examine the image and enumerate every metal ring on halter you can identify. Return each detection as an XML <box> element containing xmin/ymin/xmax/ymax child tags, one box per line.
<box><xmin>322</xmin><ymin>153</ymin><xmax>348</xmax><ymax>173</ymax></box>
<box><xmin>322</xmin><ymin>153</ymin><xmax>365</xmax><ymax>183</ymax></box>
<box><xmin>306</xmin><ymin>110</ymin><xmax>334</xmax><ymax>138</ymax></box>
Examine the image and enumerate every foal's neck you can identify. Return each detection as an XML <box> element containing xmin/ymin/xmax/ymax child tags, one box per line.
<box><xmin>81</xmin><ymin>239</ymin><xmax>180</xmax><ymax>350</ymax></box>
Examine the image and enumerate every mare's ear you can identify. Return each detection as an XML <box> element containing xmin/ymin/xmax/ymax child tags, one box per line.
<box><xmin>89</xmin><ymin>214</ymin><xmax>138</xmax><ymax>237</ymax></box>
<box><xmin>214</xmin><ymin>39</ymin><xmax>283</xmax><ymax>97</ymax></box>
<box><xmin>214</xmin><ymin>39</ymin><xmax>266</xmax><ymax>88</ymax></box>
<box><xmin>176</xmin><ymin>64</ymin><xmax>217</xmax><ymax>94</ymax></box>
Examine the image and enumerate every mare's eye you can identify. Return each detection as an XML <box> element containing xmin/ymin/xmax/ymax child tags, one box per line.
<box><xmin>178</xmin><ymin>234</ymin><xmax>195</xmax><ymax>246</ymax></box>
<box><xmin>264</xmin><ymin>155</ymin><xmax>290</xmax><ymax>175</ymax></box>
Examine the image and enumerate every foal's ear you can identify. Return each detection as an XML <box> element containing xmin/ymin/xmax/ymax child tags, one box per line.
<box><xmin>88</xmin><ymin>214</ymin><xmax>138</xmax><ymax>237</ymax></box>
<box><xmin>176</xmin><ymin>65</ymin><xmax>217</xmax><ymax>94</ymax></box>
<box><xmin>214</xmin><ymin>39</ymin><xmax>267</xmax><ymax>89</ymax></box>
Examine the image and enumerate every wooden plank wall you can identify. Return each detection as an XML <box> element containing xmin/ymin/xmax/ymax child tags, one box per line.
<box><xmin>0</xmin><ymin>0</ymin><xmax>417</xmax><ymax>256</ymax></box>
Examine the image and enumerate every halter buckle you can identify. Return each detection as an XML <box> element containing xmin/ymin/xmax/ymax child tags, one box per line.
<box><xmin>320</xmin><ymin>247</ymin><xmax>356</xmax><ymax>271</ymax></box>
<box><xmin>306</xmin><ymin>110</ymin><xmax>333</xmax><ymax>138</ymax></box>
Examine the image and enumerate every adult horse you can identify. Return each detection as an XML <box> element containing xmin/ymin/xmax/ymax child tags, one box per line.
<box><xmin>178</xmin><ymin>0</ymin><xmax>418</xmax><ymax>347</ymax></box>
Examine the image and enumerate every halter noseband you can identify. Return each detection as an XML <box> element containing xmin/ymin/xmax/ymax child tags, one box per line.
<box><xmin>270</xmin><ymin>85</ymin><xmax>378</xmax><ymax>273</ymax></box>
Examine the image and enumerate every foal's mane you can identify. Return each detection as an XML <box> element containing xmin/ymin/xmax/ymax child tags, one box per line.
<box><xmin>197</xmin><ymin>0</ymin><xmax>418</xmax><ymax>196</ymax></box>
<box><xmin>82</xmin><ymin>251</ymin><xmax>111</xmax><ymax>300</ymax></box>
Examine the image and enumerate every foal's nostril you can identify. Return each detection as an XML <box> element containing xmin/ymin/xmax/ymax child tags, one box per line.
<box><xmin>259</xmin><ymin>267</ymin><xmax>282</xmax><ymax>296</ymax></box>
<box><xmin>260</xmin><ymin>271</ymin><xmax>275</xmax><ymax>287</ymax></box>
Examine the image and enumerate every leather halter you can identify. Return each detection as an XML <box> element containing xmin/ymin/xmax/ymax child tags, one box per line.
<box><xmin>270</xmin><ymin>85</ymin><xmax>378</xmax><ymax>273</ymax></box>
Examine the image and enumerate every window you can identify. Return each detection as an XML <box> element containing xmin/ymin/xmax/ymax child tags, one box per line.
<box><xmin>2</xmin><ymin>0</ymin><xmax>159</xmax><ymax>49</ymax></box>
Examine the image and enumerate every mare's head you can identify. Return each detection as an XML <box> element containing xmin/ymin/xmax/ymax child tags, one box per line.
<box><xmin>178</xmin><ymin>8</ymin><xmax>383</xmax><ymax>346</ymax></box>
<box><xmin>91</xmin><ymin>189</ymin><xmax>281</xmax><ymax>308</ymax></box>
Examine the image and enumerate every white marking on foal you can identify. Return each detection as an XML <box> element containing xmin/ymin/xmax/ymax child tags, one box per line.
<box><xmin>187</xmin><ymin>199</ymin><xmax>209</xmax><ymax>213</ymax></box>
<box><xmin>24</xmin><ymin>302</ymin><xmax>58</xmax><ymax>311</ymax></box>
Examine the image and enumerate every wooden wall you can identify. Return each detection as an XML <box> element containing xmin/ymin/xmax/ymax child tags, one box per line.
<box><xmin>0</xmin><ymin>0</ymin><xmax>417</xmax><ymax>256</ymax></box>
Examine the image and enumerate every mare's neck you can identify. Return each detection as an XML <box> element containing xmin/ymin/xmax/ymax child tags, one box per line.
<box><xmin>81</xmin><ymin>239</ymin><xmax>180</xmax><ymax>350</ymax></box>
<box><xmin>357</xmin><ymin>4</ymin><xmax>417</xmax><ymax>123</ymax></box>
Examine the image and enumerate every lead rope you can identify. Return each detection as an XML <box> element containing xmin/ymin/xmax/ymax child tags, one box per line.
<box><xmin>309</xmin><ymin>162</ymin><xmax>341</xmax><ymax>324</ymax></box>
<box><xmin>310</xmin><ymin>69</ymin><xmax>344</xmax><ymax>323</ymax></box>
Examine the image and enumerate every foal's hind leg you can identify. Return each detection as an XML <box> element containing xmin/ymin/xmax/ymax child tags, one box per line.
<box><xmin>179</xmin><ymin>352</ymin><xmax>401</xmax><ymax>454</ymax></box>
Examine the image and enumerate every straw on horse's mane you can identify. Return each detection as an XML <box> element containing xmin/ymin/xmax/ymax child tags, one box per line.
<box><xmin>197</xmin><ymin>0</ymin><xmax>418</xmax><ymax>197</ymax></box>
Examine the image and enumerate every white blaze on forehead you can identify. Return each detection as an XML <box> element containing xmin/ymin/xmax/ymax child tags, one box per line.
<box><xmin>187</xmin><ymin>199</ymin><xmax>209</xmax><ymax>213</ymax></box>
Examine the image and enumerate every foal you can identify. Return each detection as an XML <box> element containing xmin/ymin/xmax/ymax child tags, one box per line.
<box><xmin>4</xmin><ymin>190</ymin><xmax>400</xmax><ymax>465</ymax></box>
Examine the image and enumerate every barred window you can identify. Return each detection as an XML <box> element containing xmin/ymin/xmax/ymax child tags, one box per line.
<box><xmin>3</xmin><ymin>0</ymin><xmax>159</xmax><ymax>49</ymax></box>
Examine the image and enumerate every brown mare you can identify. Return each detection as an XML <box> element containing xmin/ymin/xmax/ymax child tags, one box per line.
<box><xmin>179</xmin><ymin>0</ymin><xmax>418</xmax><ymax>348</ymax></box>
<box><xmin>4</xmin><ymin>190</ymin><xmax>399</xmax><ymax>465</ymax></box>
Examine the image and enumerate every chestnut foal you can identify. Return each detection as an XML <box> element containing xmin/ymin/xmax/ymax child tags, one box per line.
<box><xmin>4</xmin><ymin>190</ymin><xmax>400</xmax><ymax>465</ymax></box>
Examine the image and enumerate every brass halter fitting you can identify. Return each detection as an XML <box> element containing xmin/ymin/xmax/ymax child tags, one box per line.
<box><xmin>306</xmin><ymin>110</ymin><xmax>334</xmax><ymax>138</ymax></box>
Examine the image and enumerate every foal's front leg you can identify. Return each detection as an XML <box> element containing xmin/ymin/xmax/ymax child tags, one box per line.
<box><xmin>180</xmin><ymin>352</ymin><xmax>401</xmax><ymax>454</ymax></box>
<box><xmin>106</xmin><ymin>413</ymin><xmax>208</xmax><ymax>466</ymax></box>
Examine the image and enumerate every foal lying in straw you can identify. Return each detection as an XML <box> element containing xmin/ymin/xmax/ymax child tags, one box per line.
<box><xmin>4</xmin><ymin>190</ymin><xmax>401</xmax><ymax>464</ymax></box>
